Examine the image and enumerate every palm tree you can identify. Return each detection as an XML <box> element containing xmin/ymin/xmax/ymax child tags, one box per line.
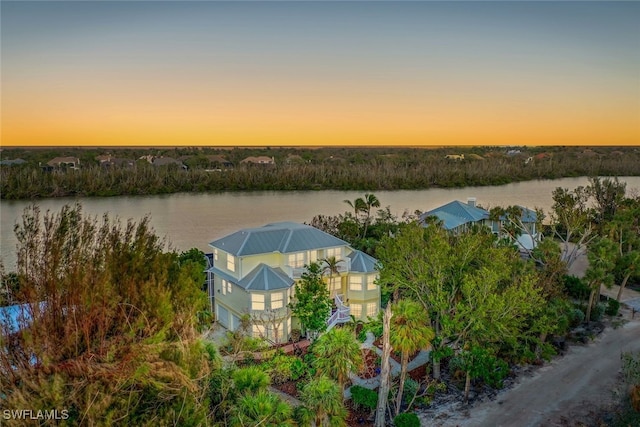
<box><xmin>299</xmin><ymin>376</ymin><xmax>347</xmax><ymax>427</ymax></box>
<box><xmin>390</xmin><ymin>299</ymin><xmax>435</xmax><ymax>416</ymax></box>
<box><xmin>231</xmin><ymin>390</ymin><xmax>295</xmax><ymax>427</ymax></box>
<box><xmin>312</xmin><ymin>327</ymin><xmax>363</xmax><ymax>392</ymax></box>
<box><xmin>321</xmin><ymin>256</ymin><xmax>343</xmax><ymax>297</ymax></box>
<box><xmin>344</xmin><ymin>196</ymin><xmax>367</xmax><ymax>219</ymax></box>
<box><xmin>361</xmin><ymin>193</ymin><xmax>381</xmax><ymax>239</ymax></box>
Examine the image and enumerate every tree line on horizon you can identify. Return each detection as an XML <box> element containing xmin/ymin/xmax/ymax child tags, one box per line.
<box><xmin>1</xmin><ymin>146</ymin><xmax>639</xmax><ymax>199</ymax></box>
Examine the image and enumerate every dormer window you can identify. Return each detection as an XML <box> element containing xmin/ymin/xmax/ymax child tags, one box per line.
<box><xmin>227</xmin><ymin>254</ymin><xmax>236</xmax><ymax>272</ymax></box>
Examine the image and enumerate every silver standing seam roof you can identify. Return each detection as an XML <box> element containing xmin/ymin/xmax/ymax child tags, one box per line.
<box><xmin>209</xmin><ymin>222</ymin><xmax>349</xmax><ymax>256</ymax></box>
<box><xmin>239</xmin><ymin>264</ymin><xmax>294</xmax><ymax>291</ymax></box>
<box><xmin>348</xmin><ymin>251</ymin><xmax>378</xmax><ymax>273</ymax></box>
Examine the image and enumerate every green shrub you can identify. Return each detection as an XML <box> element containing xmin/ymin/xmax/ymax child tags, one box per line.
<box><xmin>393</xmin><ymin>412</ymin><xmax>421</xmax><ymax>427</ymax></box>
<box><xmin>591</xmin><ymin>303</ymin><xmax>605</xmax><ymax>322</ymax></box>
<box><xmin>350</xmin><ymin>385</ymin><xmax>378</xmax><ymax>411</ymax></box>
<box><xmin>268</xmin><ymin>354</ymin><xmax>297</xmax><ymax>384</ymax></box>
<box><xmin>290</xmin><ymin>358</ymin><xmax>306</xmax><ymax>381</ymax></box>
<box><xmin>605</xmin><ymin>299</ymin><xmax>621</xmax><ymax>316</ymax></box>
<box><xmin>570</xmin><ymin>307</ymin><xmax>585</xmax><ymax>326</ymax></box>
<box><xmin>563</xmin><ymin>275</ymin><xmax>590</xmax><ymax>300</ymax></box>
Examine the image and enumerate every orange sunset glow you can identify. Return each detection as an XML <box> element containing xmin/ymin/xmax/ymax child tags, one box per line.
<box><xmin>2</xmin><ymin>1</ymin><xmax>639</xmax><ymax>147</ymax></box>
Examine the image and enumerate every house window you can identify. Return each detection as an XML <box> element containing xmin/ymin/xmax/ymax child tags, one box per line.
<box><xmin>349</xmin><ymin>276</ymin><xmax>362</xmax><ymax>291</ymax></box>
<box><xmin>227</xmin><ymin>254</ymin><xmax>235</xmax><ymax>272</ymax></box>
<box><xmin>252</xmin><ymin>294</ymin><xmax>265</xmax><ymax>310</ymax></box>
<box><xmin>350</xmin><ymin>303</ymin><xmax>362</xmax><ymax>318</ymax></box>
<box><xmin>271</xmin><ymin>292</ymin><xmax>284</xmax><ymax>309</ymax></box>
<box><xmin>252</xmin><ymin>324</ymin><xmax>265</xmax><ymax>339</ymax></box>
<box><xmin>366</xmin><ymin>302</ymin><xmax>377</xmax><ymax>318</ymax></box>
<box><xmin>329</xmin><ymin>277</ymin><xmax>341</xmax><ymax>293</ymax></box>
<box><xmin>221</xmin><ymin>279</ymin><xmax>232</xmax><ymax>295</ymax></box>
<box><xmin>326</xmin><ymin>247</ymin><xmax>341</xmax><ymax>259</ymax></box>
<box><xmin>213</xmin><ymin>249</ymin><xmax>218</xmax><ymax>261</ymax></box>
<box><xmin>367</xmin><ymin>275</ymin><xmax>377</xmax><ymax>291</ymax></box>
<box><xmin>288</xmin><ymin>252</ymin><xmax>305</xmax><ymax>268</ymax></box>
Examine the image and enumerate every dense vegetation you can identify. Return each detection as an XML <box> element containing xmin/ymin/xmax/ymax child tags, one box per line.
<box><xmin>0</xmin><ymin>205</ymin><xmax>215</xmax><ymax>425</ymax></box>
<box><xmin>1</xmin><ymin>146</ymin><xmax>639</xmax><ymax>199</ymax></box>
<box><xmin>1</xmin><ymin>176</ymin><xmax>638</xmax><ymax>425</ymax></box>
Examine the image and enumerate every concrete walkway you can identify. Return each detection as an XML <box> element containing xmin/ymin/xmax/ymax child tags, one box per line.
<box><xmin>345</xmin><ymin>332</ymin><xmax>431</xmax><ymax>398</ymax></box>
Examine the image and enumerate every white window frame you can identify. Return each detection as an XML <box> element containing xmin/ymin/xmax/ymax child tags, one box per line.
<box><xmin>367</xmin><ymin>275</ymin><xmax>377</xmax><ymax>291</ymax></box>
<box><xmin>213</xmin><ymin>249</ymin><xmax>219</xmax><ymax>261</ymax></box>
<box><xmin>271</xmin><ymin>292</ymin><xmax>284</xmax><ymax>310</ymax></box>
<box><xmin>252</xmin><ymin>294</ymin><xmax>265</xmax><ymax>311</ymax></box>
<box><xmin>326</xmin><ymin>247</ymin><xmax>341</xmax><ymax>259</ymax></box>
<box><xmin>350</xmin><ymin>303</ymin><xmax>362</xmax><ymax>318</ymax></box>
<box><xmin>349</xmin><ymin>276</ymin><xmax>363</xmax><ymax>291</ymax></box>
<box><xmin>227</xmin><ymin>254</ymin><xmax>235</xmax><ymax>272</ymax></box>
<box><xmin>288</xmin><ymin>252</ymin><xmax>305</xmax><ymax>268</ymax></box>
<box><xmin>366</xmin><ymin>302</ymin><xmax>377</xmax><ymax>317</ymax></box>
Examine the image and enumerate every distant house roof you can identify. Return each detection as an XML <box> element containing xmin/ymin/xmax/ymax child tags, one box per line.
<box><xmin>420</xmin><ymin>200</ymin><xmax>489</xmax><ymax>230</ymax></box>
<box><xmin>241</xmin><ymin>156</ymin><xmax>275</xmax><ymax>165</ymax></box>
<box><xmin>210</xmin><ymin>222</ymin><xmax>348</xmax><ymax>257</ymax></box>
<box><xmin>513</xmin><ymin>206</ymin><xmax>537</xmax><ymax>223</ymax></box>
<box><xmin>0</xmin><ymin>158</ymin><xmax>26</xmax><ymax>166</ymax></box>
<box><xmin>238</xmin><ymin>264</ymin><xmax>294</xmax><ymax>291</ymax></box>
<box><xmin>207</xmin><ymin>155</ymin><xmax>233</xmax><ymax>165</ymax></box>
<box><xmin>47</xmin><ymin>157</ymin><xmax>80</xmax><ymax>167</ymax></box>
<box><xmin>348</xmin><ymin>250</ymin><xmax>377</xmax><ymax>273</ymax></box>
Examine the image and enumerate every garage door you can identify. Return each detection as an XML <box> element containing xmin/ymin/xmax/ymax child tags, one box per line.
<box><xmin>217</xmin><ymin>304</ymin><xmax>229</xmax><ymax>328</ymax></box>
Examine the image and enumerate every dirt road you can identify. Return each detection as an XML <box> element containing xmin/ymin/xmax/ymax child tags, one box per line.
<box><xmin>423</xmin><ymin>316</ymin><xmax>640</xmax><ymax>427</ymax></box>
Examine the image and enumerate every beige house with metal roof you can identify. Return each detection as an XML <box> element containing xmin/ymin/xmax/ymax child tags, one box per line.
<box><xmin>207</xmin><ymin>222</ymin><xmax>380</xmax><ymax>343</ymax></box>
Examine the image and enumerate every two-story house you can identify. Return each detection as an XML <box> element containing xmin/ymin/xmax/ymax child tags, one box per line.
<box><xmin>207</xmin><ymin>222</ymin><xmax>380</xmax><ymax>343</ymax></box>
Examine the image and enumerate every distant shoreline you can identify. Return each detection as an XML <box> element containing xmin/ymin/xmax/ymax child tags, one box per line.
<box><xmin>2</xmin><ymin>146</ymin><xmax>639</xmax><ymax>200</ymax></box>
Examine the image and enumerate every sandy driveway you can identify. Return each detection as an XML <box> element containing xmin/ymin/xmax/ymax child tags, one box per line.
<box><xmin>421</xmin><ymin>314</ymin><xmax>640</xmax><ymax>427</ymax></box>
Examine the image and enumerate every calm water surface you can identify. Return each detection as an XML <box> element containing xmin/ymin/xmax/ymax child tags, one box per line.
<box><xmin>2</xmin><ymin>177</ymin><xmax>639</xmax><ymax>270</ymax></box>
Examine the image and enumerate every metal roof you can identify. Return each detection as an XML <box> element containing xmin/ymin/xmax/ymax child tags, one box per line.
<box><xmin>348</xmin><ymin>250</ymin><xmax>378</xmax><ymax>273</ymax></box>
<box><xmin>209</xmin><ymin>222</ymin><xmax>348</xmax><ymax>256</ymax></box>
<box><xmin>239</xmin><ymin>264</ymin><xmax>294</xmax><ymax>291</ymax></box>
<box><xmin>420</xmin><ymin>200</ymin><xmax>489</xmax><ymax>230</ymax></box>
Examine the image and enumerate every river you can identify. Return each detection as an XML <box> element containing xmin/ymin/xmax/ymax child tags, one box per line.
<box><xmin>2</xmin><ymin>176</ymin><xmax>639</xmax><ymax>270</ymax></box>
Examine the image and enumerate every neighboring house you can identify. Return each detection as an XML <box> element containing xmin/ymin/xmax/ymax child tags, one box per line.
<box><xmin>420</xmin><ymin>198</ymin><xmax>539</xmax><ymax>252</ymax></box>
<box><xmin>207</xmin><ymin>222</ymin><xmax>380</xmax><ymax>343</ymax></box>
<box><xmin>47</xmin><ymin>157</ymin><xmax>80</xmax><ymax>170</ymax></box>
<box><xmin>206</xmin><ymin>155</ymin><xmax>234</xmax><ymax>168</ymax></box>
<box><xmin>0</xmin><ymin>158</ymin><xmax>27</xmax><ymax>166</ymax></box>
<box><xmin>152</xmin><ymin>157</ymin><xmax>187</xmax><ymax>169</ymax></box>
<box><xmin>240</xmin><ymin>156</ymin><xmax>275</xmax><ymax>166</ymax></box>
<box><xmin>97</xmin><ymin>154</ymin><xmax>135</xmax><ymax>168</ymax></box>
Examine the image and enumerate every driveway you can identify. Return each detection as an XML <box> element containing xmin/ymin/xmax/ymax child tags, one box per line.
<box><xmin>422</xmin><ymin>316</ymin><xmax>640</xmax><ymax>426</ymax></box>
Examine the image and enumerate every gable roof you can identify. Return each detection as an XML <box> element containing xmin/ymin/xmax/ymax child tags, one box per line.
<box><xmin>210</xmin><ymin>222</ymin><xmax>348</xmax><ymax>256</ymax></box>
<box><xmin>348</xmin><ymin>250</ymin><xmax>377</xmax><ymax>273</ymax></box>
<box><xmin>420</xmin><ymin>200</ymin><xmax>489</xmax><ymax>230</ymax></box>
<box><xmin>239</xmin><ymin>264</ymin><xmax>294</xmax><ymax>291</ymax></box>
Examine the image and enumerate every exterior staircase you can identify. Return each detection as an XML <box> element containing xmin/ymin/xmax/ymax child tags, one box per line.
<box><xmin>327</xmin><ymin>294</ymin><xmax>350</xmax><ymax>331</ymax></box>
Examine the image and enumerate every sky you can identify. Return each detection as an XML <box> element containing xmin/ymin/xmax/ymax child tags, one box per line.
<box><xmin>1</xmin><ymin>1</ymin><xmax>639</xmax><ymax>147</ymax></box>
